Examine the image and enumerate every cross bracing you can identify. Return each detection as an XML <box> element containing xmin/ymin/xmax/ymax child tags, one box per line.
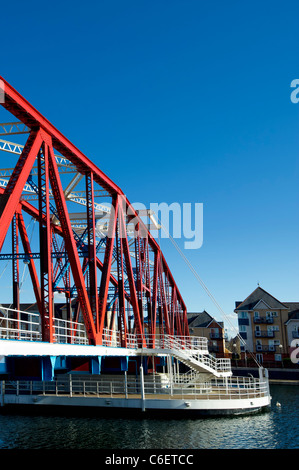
<box><xmin>0</xmin><ymin>76</ymin><xmax>188</xmax><ymax>347</ymax></box>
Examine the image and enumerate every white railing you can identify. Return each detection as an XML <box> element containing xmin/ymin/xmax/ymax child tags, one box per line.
<box><xmin>2</xmin><ymin>375</ymin><xmax>269</xmax><ymax>401</ymax></box>
<box><xmin>0</xmin><ymin>307</ymin><xmax>209</xmax><ymax>352</ymax></box>
<box><xmin>0</xmin><ymin>307</ymin><xmax>230</xmax><ymax>374</ymax></box>
<box><xmin>102</xmin><ymin>328</ymin><xmax>120</xmax><ymax>348</ymax></box>
<box><xmin>160</xmin><ymin>334</ymin><xmax>231</xmax><ymax>374</ymax></box>
<box><xmin>190</xmin><ymin>354</ymin><xmax>231</xmax><ymax>373</ymax></box>
<box><xmin>0</xmin><ymin>307</ymin><xmax>88</xmax><ymax>345</ymax></box>
<box><xmin>149</xmin><ymin>334</ymin><xmax>208</xmax><ymax>352</ymax></box>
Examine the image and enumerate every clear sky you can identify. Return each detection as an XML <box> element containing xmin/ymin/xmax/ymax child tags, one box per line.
<box><xmin>0</xmin><ymin>0</ymin><xmax>298</xmax><ymax>336</ymax></box>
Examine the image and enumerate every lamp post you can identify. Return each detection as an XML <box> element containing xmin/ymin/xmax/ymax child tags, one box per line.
<box><xmin>233</xmin><ymin>343</ymin><xmax>237</xmax><ymax>367</ymax></box>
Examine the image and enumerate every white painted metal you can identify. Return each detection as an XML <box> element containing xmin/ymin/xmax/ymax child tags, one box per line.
<box><xmin>1</xmin><ymin>374</ymin><xmax>271</xmax><ymax>414</ymax></box>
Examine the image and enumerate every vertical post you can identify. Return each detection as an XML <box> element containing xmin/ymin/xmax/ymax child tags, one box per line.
<box><xmin>0</xmin><ymin>380</ymin><xmax>4</xmax><ymax>407</ymax></box>
<box><xmin>151</xmin><ymin>250</ymin><xmax>159</xmax><ymax>346</ymax></box>
<box><xmin>116</xmin><ymin>222</ymin><xmax>127</xmax><ymax>347</ymax></box>
<box><xmin>125</xmin><ymin>370</ymin><xmax>128</xmax><ymax>399</ymax></box>
<box><xmin>134</xmin><ymin>233</ymin><xmax>144</xmax><ymax>333</ymax></box>
<box><xmin>265</xmin><ymin>368</ymin><xmax>270</xmax><ymax>397</ymax></box>
<box><xmin>225</xmin><ymin>376</ymin><xmax>228</xmax><ymax>395</ymax></box>
<box><xmin>85</xmin><ymin>172</ymin><xmax>99</xmax><ymax>333</ymax></box>
<box><xmin>118</xmin><ymin>199</ymin><xmax>145</xmax><ymax>347</ymax></box>
<box><xmin>140</xmin><ymin>364</ymin><xmax>145</xmax><ymax>412</ymax></box>
<box><xmin>38</xmin><ymin>145</ymin><xmax>54</xmax><ymax>343</ymax></box>
<box><xmin>98</xmin><ymin>196</ymin><xmax>118</xmax><ymax>343</ymax></box>
<box><xmin>12</xmin><ymin>213</ymin><xmax>20</xmax><ymax>314</ymax></box>
<box><xmin>18</xmin><ymin>211</ymin><xmax>42</xmax><ymax>314</ymax></box>
<box><xmin>167</xmin><ymin>354</ymin><xmax>173</xmax><ymax>396</ymax></box>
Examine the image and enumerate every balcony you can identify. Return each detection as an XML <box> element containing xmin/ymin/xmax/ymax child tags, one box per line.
<box><xmin>255</xmin><ymin>330</ymin><xmax>274</xmax><ymax>338</ymax></box>
<box><xmin>238</xmin><ymin>318</ymin><xmax>249</xmax><ymax>326</ymax></box>
<box><xmin>256</xmin><ymin>345</ymin><xmax>277</xmax><ymax>352</ymax></box>
<box><xmin>253</xmin><ymin>317</ymin><xmax>274</xmax><ymax>324</ymax></box>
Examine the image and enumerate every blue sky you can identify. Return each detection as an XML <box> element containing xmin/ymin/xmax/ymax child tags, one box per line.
<box><xmin>0</xmin><ymin>0</ymin><xmax>298</xmax><ymax>335</ymax></box>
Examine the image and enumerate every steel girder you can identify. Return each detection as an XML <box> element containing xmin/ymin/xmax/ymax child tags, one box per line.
<box><xmin>0</xmin><ymin>76</ymin><xmax>189</xmax><ymax>346</ymax></box>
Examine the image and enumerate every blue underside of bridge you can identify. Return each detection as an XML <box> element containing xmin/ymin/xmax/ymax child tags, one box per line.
<box><xmin>0</xmin><ymin>354</ymin><xmax>168</xmax><ymax>382</ymax></box>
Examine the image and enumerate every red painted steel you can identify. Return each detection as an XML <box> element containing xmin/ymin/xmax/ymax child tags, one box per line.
<box><xmin>17</xmin><ymin>211</ymin><xmax>42</xmax><ymax>313</ymax></box>
<box><xmin>98</xmin><ymin>196</ymin><xmax>119</xmax><ymax>344</ymax></box>
<box><xmin>0</xmin><ymin>76</ymin><xmax>189</xmax><ymax>346</ymax></box>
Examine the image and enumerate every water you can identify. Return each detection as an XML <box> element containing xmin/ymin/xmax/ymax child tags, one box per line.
<box><xmin>0</xmin><ymin>385</ymin><xmax>298</xmax><ymax>449</ymax></box>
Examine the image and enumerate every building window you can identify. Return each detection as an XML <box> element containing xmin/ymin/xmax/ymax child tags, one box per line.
<box><xmin>254</xmin><ymin>311</ymin><xmax>259</xmax><ymax>319</ymax></box>
<box><xmin>210</xmin><ymin>328</ymin><xmax>219</xmax><ymax>338</ymax></box>
<box><xmin>275</xmin><ymin>354</ymin><xmax>282</xmax><ymax>362</ymax></box>
<box><xmin>292</xmin><ymin>327</ymin><xmax>299</xmax><ymax>339</ymax></box>
<box><xmin>255</xmin><ymin>325</ymin><xmax>261</xmax><ymax>336</ymax></box>
<box><xmin>266</xmin><ymin>311</ymin><xmax>278</xmax><ymax>318</ymax></box>
<box><xmin>240</xmin><ymin>311</ymin><xmax>248</xmax><ymax>319</ymax></box>
<box><xmin>239</xmin><ymin>325</ymin><xmax>247</xmax><ymax>332</ymax></box>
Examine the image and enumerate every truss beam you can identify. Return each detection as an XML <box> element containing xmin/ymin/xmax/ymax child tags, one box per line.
<box><xmin>0</xmin><ymin>76</ymin><xmax>189</xmax><ymax>347</ymax></box>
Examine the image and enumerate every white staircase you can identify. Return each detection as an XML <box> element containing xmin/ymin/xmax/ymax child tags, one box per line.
<box><xmin>163</xmin><ymin>336</ymin><xmax>232</xmax><ymax>377</ymax></box>
<box><xmin>138</xmin><ymin>334</ymin><xmax>232</xmax><ymax>378</ymax></box>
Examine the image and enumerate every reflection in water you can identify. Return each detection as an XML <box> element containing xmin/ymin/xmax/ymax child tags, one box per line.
<box><xmin>0</xmin><ymin>385</ymin><xmax>298</xmax><ymax>449</ymax></box>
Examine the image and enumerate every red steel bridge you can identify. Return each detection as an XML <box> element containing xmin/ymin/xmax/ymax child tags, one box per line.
<box><xmin>0</xmin><ymin>76</ymin><xmax>189</xmax><ymax>349</ymax></box>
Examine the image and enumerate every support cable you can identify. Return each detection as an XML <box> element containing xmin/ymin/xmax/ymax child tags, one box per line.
<box><xmin>158</xmin><ymin>220</ymin><xmax>262</xmax><ymax>368</ymax></box>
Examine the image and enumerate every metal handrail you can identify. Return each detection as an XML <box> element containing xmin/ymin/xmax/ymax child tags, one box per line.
<box><xmin>2</xmin><ymin>375</ymin><xmax>269</xmax><ymax>401</ymax></box>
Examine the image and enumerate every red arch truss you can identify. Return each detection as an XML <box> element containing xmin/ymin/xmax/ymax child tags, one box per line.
<box><xmin>0</xmin><ymin>77</ymin><xmax>189</xmax><ymax>346</ymax></box>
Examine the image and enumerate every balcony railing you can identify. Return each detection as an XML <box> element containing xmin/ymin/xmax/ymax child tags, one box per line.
<box><xmin>253</xmin><ymin>317</ymin><xmax>274</xmax><ymax>324</ymax></box>
<box><xmin>256</xmin><ymin>345</ymin><xmax>277</xmax><ymax>352</ymax></box>
<box><xmin>255</xmin><ymin>330</ymin><xmax>274</xmax><ymax>338</ymax></box>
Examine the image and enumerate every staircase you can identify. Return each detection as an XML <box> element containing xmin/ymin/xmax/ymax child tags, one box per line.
<box><xmin>139</xmin><ymin>334</ymin><xmax>232</xmax><ymax>378</ymax></box>
<box><xmin>170</xmin><ymin>348</ymin><xmax>232</xmax><ymax>377</ymax></box>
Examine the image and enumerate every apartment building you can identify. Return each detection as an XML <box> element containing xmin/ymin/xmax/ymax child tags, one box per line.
<box><xmin>235</xmin><ymin>287</ymin><xmax>299</xmax><ymax>364</ymax></box>
<box><xmin>187</xmin><ymin>310</ymin><xmax>227</xmax><ymax>357</ymax></box>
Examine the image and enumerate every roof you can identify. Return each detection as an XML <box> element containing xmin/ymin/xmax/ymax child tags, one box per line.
<box><xmin>284</xmin><ymin>302</ymin><xmax>299</xmax><ymax>312</ymax></box>
<box><xmin>234</xmin><ymin>287</ymin><xmax>289</xmax><ymax>312</ymax></box>
<box><xmin>187</xmin><ymin>310</ymin><xmax>224</xmax><ymax>328</ymax></box>
<box><xmin>284</xmin><ymin>303</ymin><xmax>299</xmax><ymax>322</ymax></box>
<box><xmin>287</xmin><ymin>310</ymin><xmax>299</xmax><ymax>321</ymax></box>
<box><xmin>0</xmin><ymin>302</ymin><xmax>66</xmax><ymax>316</ymax></box>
